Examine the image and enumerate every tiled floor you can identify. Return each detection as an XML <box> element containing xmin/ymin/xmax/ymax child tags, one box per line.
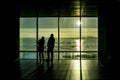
<box><xmin>19</xmin><ymin>59</ymin><xmax>112</xmax><ymax>80</ymax></box>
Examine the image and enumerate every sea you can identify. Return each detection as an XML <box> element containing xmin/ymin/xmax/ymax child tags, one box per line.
<box><xmin>20</xmin><ymin>37</ymin><xmax>98</xmax><ymax>59</ymax></box>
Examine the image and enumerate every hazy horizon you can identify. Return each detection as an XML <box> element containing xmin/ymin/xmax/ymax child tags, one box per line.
<box><xmin>20</xmin><ymin>17</ymin><xmax>98</xmax><ymax>39</ymax></box>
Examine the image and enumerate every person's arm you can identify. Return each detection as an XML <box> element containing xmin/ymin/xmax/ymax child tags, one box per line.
<box><xmin>54</xmin><ymin>38</ymin><xmax>55</xmax><ymax>44</ymax></box>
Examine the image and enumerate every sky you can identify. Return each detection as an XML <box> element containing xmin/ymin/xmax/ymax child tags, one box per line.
<box><xmin>20</xmin><ymin>17</ymin><xmax>98</xmax><ymax>38</ymax></box>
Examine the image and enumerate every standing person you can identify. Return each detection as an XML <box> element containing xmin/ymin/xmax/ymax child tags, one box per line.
<box><xmin>47</xmin><ymin>34</ymin><xmax>55</xmax><ymax>62</ymax></box>
<box><xmin>37</xmin><ymin>36</ymin><xmax>45</xmax><ymax>61</ymax></box>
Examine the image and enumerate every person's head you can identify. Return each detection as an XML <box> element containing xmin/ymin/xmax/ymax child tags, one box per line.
<box><xmin>50</xmin><ymin>34</ymin><xmax>54</xmax><ymax>37</ymax></box>
<box><xmin>41</xmin><ymin>36</ymin><xmax>44</xmax><ymax>40</ymax></box>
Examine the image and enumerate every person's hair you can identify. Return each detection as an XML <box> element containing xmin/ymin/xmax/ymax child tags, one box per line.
<box><xmin>42</xmin><ymin>36</ymin><xmax>44</xmax><ymax>39</ymax></box>
<box><xmin>51</xmin><ymin>34</ymin><xmax>53</xmax><ymax>37</ymax></box>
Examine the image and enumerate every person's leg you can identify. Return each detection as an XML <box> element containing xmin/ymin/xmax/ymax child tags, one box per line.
<box><xmin>47</xmin><ymin>51</ymin><xmax>50</xmax><ymax>61</ymax></box>
<box><xmin>51</xmin><ymin>51</ymin><xmax>53</xmax><ymax>60</ymax></box>
<box><xmin>39</xmin><ymin>52</ymin><xmax>41</xmax><ymax>61</ymax></box>
<box><xmin>42</xmin><ymin>52</ymin><xmax>44</xmax><ymax>60</ymax></box>
<box><xmin>50</xmin><ymin>51</ymin><xmax>53</xmax><ymax>63</ymax></box>
<box><xmin>51</xmin><ymin>48</ymin><xmax>54</xmax><ymax>60</ymax></box>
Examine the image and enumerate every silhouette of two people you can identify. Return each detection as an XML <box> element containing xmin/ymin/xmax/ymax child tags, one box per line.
<box><xmin>38</xmin><ymin>34</ymin><xmax>55</xmax><ymax>63</ymax></box>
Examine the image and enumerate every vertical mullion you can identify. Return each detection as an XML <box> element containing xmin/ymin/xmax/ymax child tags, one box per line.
<box><xmin>36</xmin><ymin>3</ymin><xmax>39</xmax><ymax>65</ymax></box>
<box><xmin>58</xmin><ymin>8</ymin><xmax>60</xmax><ymax>60</ymax></box>
<box><xmin>80</xmin><ymin>0</ymin><xmax>82</xmax><ymax>80</ymax></box>
<box><xmin>80</xmin><ymin>1</ymin><xmax>82</xmax><ymax>61</ymax></box>
<box><xmin>36</xmin><ymin>17</ymin><xmax>38</xmax><ymax>63</ymax></box>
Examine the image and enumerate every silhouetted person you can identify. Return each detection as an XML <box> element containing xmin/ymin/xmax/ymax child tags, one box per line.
<box><xmin>47</xmin><ymin>34</ymin><xmax>55</xmax><ymax>62</ymax></box>
<box><xmin>38</xmin><ymin>36</ymin><xmax>45</xmax><ymax>61</ymax></box>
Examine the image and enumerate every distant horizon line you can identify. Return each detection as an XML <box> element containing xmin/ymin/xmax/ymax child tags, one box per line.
<box><xmin>20</xmin><ymin>36</ymin><xmax>98</xmax><ymax>39</ymax></box>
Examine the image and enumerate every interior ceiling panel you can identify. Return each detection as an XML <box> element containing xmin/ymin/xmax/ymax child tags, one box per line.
<box><xmin>20</xmin><ymin>0</ymin><xmax>98</xmax><ymax>17</ymax></box>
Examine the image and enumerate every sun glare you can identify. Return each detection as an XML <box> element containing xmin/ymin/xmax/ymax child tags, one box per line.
<box><xmin>76</xmin><ymin>21</ymin><xmax>81</xmax><ymax>26</ymax></box>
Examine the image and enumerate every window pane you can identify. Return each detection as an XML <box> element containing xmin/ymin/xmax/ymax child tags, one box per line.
<box><xmin>81</xmin><ymin>17</ymin><xmax>98</xmax><ymax>51</ymax></box>
<box><xmin>20</xmin><ymin>52</ymin><xmax>36</xmax><ymax>59</ymax></box>
<box><xmin>38</xmin><ymin>17</ymin><xmax>58</xmax><ymax>51</ymax></box>
<box><xmin>60</xmin><ymin>17</ymin><xmax>80</xmax><ymax>51</ymax></box>
<box><xmin>20</xmin><ymin>18</ymin><xmax>36</xmax><ymax>51</ymax></box>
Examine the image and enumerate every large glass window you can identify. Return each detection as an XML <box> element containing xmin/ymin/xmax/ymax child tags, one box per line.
<box><xmin>19</xmin><ymin>17</ymin><xmax>98</xmax><ymax>60</ymax></box>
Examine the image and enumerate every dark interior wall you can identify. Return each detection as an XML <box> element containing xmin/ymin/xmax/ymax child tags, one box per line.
<box><xmin>98</xmin><ymin>0</ymin><xmax>110</xmax><ymax>67</ymax></box>
<box><xmin>98</xmin><ymin>0</ymin><xmax>119</xmax><ymax>71</ymax></box>
<box><xmin>2</xmin><ymin>1</ymin><xmax>20</xmax><ymax>80</ymax></box>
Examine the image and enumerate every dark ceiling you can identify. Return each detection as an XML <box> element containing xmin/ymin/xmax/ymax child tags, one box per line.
<box><xmin>20</xmin><ymin>0</ymin><xmax>98</xmax><ymax>17</ymax></box>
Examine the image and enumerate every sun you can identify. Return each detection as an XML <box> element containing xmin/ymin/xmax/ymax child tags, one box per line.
<box><xmin>76</xmin><ymin>20</ymin><xmax>81</xmax><ymax>26</ymax></box>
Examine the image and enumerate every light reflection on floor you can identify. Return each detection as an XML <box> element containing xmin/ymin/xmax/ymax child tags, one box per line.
<box><xmin>81</xmin><ymin>60</ymin><xmax>99</xmax><ymax>80</ymax></box>
<box><xmin>20</xmin><ymin>59</ymin><xmax>112</xmax><ymax>80</ymax></box>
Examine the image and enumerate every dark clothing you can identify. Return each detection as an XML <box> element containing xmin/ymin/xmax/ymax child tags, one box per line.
<box><xmin>38</xmin><ymin>37</ymin><xmax>45</xmax><ymax>60</ymax></box>
<box><xmin>47</xmin><ymin>37</ymin><xmax>55</xmax><ymax>51</ymax></box>
<box><xmin>47</xmin><ymin>36</ymin><xmax>55</xmax><ymax>60</ymax></box>
<box><xmin>38</xmin><ymin>39</ymin><xmax>45</xmax><ymax>52</ymax></box>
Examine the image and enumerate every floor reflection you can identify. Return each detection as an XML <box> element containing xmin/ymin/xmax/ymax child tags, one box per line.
<box><xmin>19</xmin><ymin>59</ymin><xmax>112</xmax><ymax>80</ymax></box>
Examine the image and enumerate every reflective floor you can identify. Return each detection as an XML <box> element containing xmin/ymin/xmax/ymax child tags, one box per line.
<box><xmin>19</xmin><ymin>59</ymin><xmax>112</xmax><ymax>80</ymax></box>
